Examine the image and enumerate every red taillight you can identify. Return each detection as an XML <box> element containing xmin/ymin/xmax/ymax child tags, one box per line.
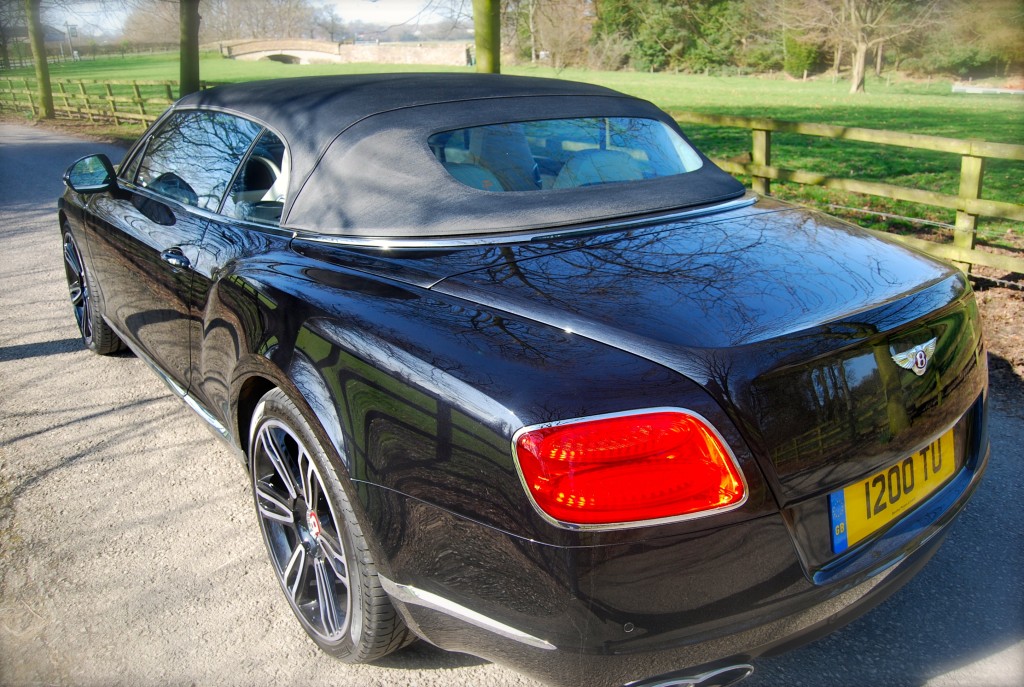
<box><xmin>513</xmin><ymin>410</ymin><xmax>745</xmax><ymax>527</ymax></box>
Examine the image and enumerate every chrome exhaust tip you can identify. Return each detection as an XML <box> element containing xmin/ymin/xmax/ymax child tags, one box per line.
<box><xmin>627</xmin><ymin>663</ymin><xmax>754</xmax><ymax>687</ymax></box>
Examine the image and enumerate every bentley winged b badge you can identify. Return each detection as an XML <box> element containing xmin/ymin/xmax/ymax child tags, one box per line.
<box><xmin>891</xmin><ymin>338</ymin><xmax>937</xmax><ymax>376</ymax></box>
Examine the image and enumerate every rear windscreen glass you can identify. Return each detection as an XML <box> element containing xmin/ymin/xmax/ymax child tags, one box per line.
<box><xmin>428</xmin><ymin>117</ymin><xmax>703</xmax><ymax>193</ymax></box>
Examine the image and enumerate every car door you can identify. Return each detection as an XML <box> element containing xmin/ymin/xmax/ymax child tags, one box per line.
<box><xmin>186</xmin><ymin>127</ymin><xmax>291</xmax><ymax>417</ymax></box>
<box><xmin>83</xmin><ymin>110</ymin><xmax>262</xmax><ymax>391</ymax></box>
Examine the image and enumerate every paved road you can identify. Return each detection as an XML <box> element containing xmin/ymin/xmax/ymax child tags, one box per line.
<box><xmin>1</xmin><ymin>123</ymin><xmax>1021</xmax><ymax>687</ymax></box>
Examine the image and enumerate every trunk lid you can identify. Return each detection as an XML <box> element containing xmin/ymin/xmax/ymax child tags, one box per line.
<box><xmin>431</xmin><ymin>199</ymin><xmax>987</xmax><ymax>508</ymax></box>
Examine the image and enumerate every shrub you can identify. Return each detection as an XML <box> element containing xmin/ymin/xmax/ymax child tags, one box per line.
<box><xmin>783</xmin><ymin>34</ymin><xmax>819</xmax><ymax>78</ymax></box>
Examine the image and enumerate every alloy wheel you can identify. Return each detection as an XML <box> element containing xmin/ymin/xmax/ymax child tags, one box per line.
<box><xmin>62</xmin><ymin>232</ymin><xmax>93</xmax><ymax>343</ymax></box>
<box><xmin>252</xmin><ymin>418</ymin><xmax>353</xmax><ymax>643</ymax></box>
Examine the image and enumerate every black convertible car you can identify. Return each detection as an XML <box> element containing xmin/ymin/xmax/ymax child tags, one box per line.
<box><xmin>59</xmin><ymin>74</ymin><xmax>988</xmax><ymax>687</ymax></box>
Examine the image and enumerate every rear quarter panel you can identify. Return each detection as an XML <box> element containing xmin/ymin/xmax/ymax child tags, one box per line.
<box><xmin>190</xmin><ymin>234</ymin><xmax>776</xmax><ymax>555</ymax></box>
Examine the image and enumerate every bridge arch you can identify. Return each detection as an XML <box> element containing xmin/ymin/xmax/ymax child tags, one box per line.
<box><xmin>264</xmin><ymin>54</ymin><xmax>301</xmax><ymax>65</ymax></box>
<box><xmin>218</xmin><ymin>39</ymin><xmax>470</xmax><ymax>67</ymax></box>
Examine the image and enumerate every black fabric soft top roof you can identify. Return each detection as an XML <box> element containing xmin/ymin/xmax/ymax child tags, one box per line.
<box><xmin>175</xmin><ymin>74</ymin><xmax>745</xmax><ymax>238</ymax></box>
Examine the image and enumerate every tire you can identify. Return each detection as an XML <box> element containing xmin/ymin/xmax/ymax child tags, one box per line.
<box><xmin>249</xmin><ymin>388</ymin><xmax>412</xmax><ymax>661</ymax></box>
<box><xmin>61</xmin><ymin>225</ymin><xmax>123</xmax><ymax>355</ymax></box>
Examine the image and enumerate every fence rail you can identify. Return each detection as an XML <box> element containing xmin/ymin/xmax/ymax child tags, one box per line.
<box><xmin>0</xmin><ymin>78</ymin><xmax>219</xmax><ymax>125</ymax></box>
<box><xmin>671</xmin><ymin>110</ymin><xmax>1024</xmax><ymax>275</ymax></box>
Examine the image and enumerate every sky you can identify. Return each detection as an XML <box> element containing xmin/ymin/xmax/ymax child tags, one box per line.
<box><xmin>52</xmin><ymin>1</ymin><xmax>455</xmax><ymax>37</ymax></box>
<box><xmin>327</xmin><ymin>1</ymin><xmax>452</xmax><ymax>25</ymax></box>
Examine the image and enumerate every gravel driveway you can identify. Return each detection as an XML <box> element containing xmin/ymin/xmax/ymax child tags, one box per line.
<box><xmin>1</xmin><ymin>122</ymin><xmax>1021</xmax><ymax>687</ymax></box>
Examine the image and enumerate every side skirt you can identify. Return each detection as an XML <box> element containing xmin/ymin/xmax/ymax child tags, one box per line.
<box><xmin>104</xmin><ymin>317</ymin><xmax>247</xmax><ymax>464</ymax></box>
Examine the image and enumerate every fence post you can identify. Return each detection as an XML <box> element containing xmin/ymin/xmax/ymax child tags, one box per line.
<box><xmin>78</xmin><ymin>82</ymin><xmax>94</xmax><ymax>123</ymax></box>
<box><xmin>104</xmin><ymin>83</ymin><xmax>121</xmax><ymax>125</ymax></box>
<box><xmin>132</xmin><ymin>81</ymin><xmax>145</xmax><ymax>117</ymax></box>
<box><xmin>23</xmin><ymin>78</ymin><xmax>37</xmax><ymax>117</ymax></box>
<box><xmin>56</xmin><ymin>80</ymin><xmax>70</xmax><ymax>118</ymax></box>
<box><xmin>752</xmin><ymin>128</ymin><xmax>771</xmax><ymax>195</ymax></box>
<box><xmin>954</xmin><ymin>153</ymin><xmax>984</xmax><ymax>271</ymax></box>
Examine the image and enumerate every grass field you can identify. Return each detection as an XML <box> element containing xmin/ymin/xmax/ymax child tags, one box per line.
<box><xmin>5</xmin><ymin>52</ymin><xmax>1022</xmax><ymax>244</ymax></box>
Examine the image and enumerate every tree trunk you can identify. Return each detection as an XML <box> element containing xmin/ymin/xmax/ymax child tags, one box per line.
<box><xmin>831</xmin><ymin>44</ymin><xmax>843</xmax><ymax>75</ymax></box>
<box><xmin>528</xmin><ymin>0</ymin><xmax>537</xmax><ymax>63</ymax></box>
<box><xmin>0</xmin><ymin>17</ymin><xmax>12</xmax><ymax>71</ymax></box>
<box><xmin>24</xmin><ymin>0</ymin><xmax>54</xmax><ymax>118</ymax></box>
<box><xmin>849</xmin><ymin>40</ymin><xmax>868</xmax><ymax>93</ymax></box>
<box><xmin>179</xmin><ymin>0</ymin><xmax>201</xmax><ymax>97</ymax></box>
<box><xmin>473</xmin><ymin>0</ymin><xmax>500</xmax><ymax>73</ymax></box>
<box><xmin>874</xmin><ymin>41</ymin><xmax>883</xmax><ymax>76</ymax></box>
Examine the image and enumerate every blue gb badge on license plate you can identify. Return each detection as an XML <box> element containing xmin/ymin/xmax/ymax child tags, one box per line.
<box><xmin>829</xmin><ymin>490</ymin><xmax>849</xmax><ymax>553</ymax></box>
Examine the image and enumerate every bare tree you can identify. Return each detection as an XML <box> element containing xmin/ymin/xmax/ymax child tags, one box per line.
<box><xmin>239</xmin><ymin>0</ymin><xmax>314</xmax><ymax>40</ymax></box>
<box><xmin>313</xmin><ymin>2</ymin><xmax>343</xmax><ymax>41</ymax></box>
<box><xmin>502</xmin><ymin>0</ymin><xmax>538</xmax><ymax>63</ymax></box>
<box><xmin>840</xmin><ymin>0</ymin><xmax>941</xmax><ymax>93</ymax></box>
<box><xmin>534</xmin><ymin>0</ymin><xmax>592</xmax><ymax>69</ymax></box>
<box><xmin>786</xmin><ymin>0</ymin><xmax>941</xmax><ymax>93</ymax></box>
<box><xmin>122</xmin><ymin>0</ymin><xmax>177</xmax><ymax>45</ymax></box>
<box><xmin>122</xmin><ymin>0</ymin><xmax>318</xmax><ymax>44</ymax></box>
<box><xmin>0</xmin><ymin>0</ymin><xmax>22</xmax><ymax>69</ymax></box>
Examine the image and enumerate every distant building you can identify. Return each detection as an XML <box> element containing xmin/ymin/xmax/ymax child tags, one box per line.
<box><xmin>1</xmin><ymin>23</ymin><xmax>74</xmax><ymax>69</ymax></box>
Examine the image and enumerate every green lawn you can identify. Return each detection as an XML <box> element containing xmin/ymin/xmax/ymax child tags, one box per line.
<box><xmin>6</xmin><ymin>52</ymin><xmax>1022</xmax><ymax>243</ymax></box>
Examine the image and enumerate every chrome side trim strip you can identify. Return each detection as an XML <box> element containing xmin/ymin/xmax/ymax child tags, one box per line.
<box><xmin>104</xmin><ymin>318</ymin><xmax>234</xmax><ymax>446</ymax></box>
<box><xmin>180</xmin><ymin>391</ymin><xmax>232</xmax><ymax>442</ymax></box>
<box><xmin>293</xmin><ymin>192</ymin><xmax>759</xmax><ymax>250</ymax></box>
<box><xmin>377</xmin><ymin>575</ymin><xmax>556</xmax><ymax>651</ymax></box>
<box><xmin>117</xmin><ymin>181</ymin><xmax>297</xmax><ymax>239</ymax></box>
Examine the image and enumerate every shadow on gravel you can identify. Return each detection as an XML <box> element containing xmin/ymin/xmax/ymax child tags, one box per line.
<box><xmin>0</xmin><ymin>338</ymin><xmax>84</xmax><ymax>362</ymax></box>
<box><xmin>989</xmin><ymin>353</ymin><xmax>1024</xmax><ymax>414</ymax></box>
<box><xmin>5</xmin><ymin>395</ymin><xmax>169</xmax><ymax>499</ymax></box>
<box><xmin>373</xmin><ymin>641</ymin><xmax>489</xmax><ymax>670</ymax></box>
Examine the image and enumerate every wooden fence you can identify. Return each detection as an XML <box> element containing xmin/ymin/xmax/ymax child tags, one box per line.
<box><xmin>0</xmin><ymin>78</ymin><xmax>218</xmax><ymax>125</ymax></box>
<box><xmin>672</xmin><ymin>111</ymin><xmax>1024</xmax><ymax>275</ymax></box>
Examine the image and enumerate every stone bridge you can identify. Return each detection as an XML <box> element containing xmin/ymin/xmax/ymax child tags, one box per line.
<box><xmin>218</xmin><ymin>39</ymin><xmax>471</xmax><ymax>67</ymax></box>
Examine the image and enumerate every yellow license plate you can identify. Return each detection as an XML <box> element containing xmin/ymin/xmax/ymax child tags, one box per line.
<box><xmin>829</xmin><ymin>429</ymin><xmax>956</xmax><ymax>553</ymax></box>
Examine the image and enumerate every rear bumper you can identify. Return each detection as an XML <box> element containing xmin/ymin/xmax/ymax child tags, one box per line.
<box><xmin>372</xmin><ymin>431</ymin><xmax>987</xmax><ymax>687</ymax></box>
<box><xmin>622</xmin><ymin>522</ymin><xmax>952</xmax><ymax>687</ymax></box>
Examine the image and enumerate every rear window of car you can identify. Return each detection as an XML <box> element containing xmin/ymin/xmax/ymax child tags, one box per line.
<box><xmin>428</xmin><ymin>117</ymin><xmax>703</xmax><ymax>193</ymax></box>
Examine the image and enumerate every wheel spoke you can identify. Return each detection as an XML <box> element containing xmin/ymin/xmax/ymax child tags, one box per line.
<box><xmin>313</xmin><ymin>559</ymin><xmax>340</xmax><ymax>637</ymax></box>
<box><xmin>318</xmin><ymin>528</ymin><xmax>349</xmax><ymax>586</ymax></box>
<box><xmin>63</xmin><ymin>240</ymin><xmax>82</xmax><ymax>275</ymax></box>
<box><xmin>68</xmin><ymin>279</ymin><xmax>84</xmax><ymax>306</ymax></box>
<box><xmin>299</xmin><ymin>449</ymin><xmax>319</xmax><ymax>505</ymax></box>
<box><xmin>255</xmin><ymin>481</ymin><xmax>294</xmax><ymax>524</ymax></box>
<box><xmin>260</xmin><ymin>429</ymin><xmax>298</xmax><ymax>500</ymax></box>
<box><xmin>282</xmin><ymin>545</ymin><xmax>307</xmax><ymax>602</ymax></box>
<box><xmin>81</xmin><ymin>303</ymin><xmax>93</xmax><ymax>338</ymax></box>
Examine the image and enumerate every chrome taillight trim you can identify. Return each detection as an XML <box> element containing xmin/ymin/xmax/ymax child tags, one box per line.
<box><xmin>510</xmin><ymin>407</ymin><xmax>749</xmax><ymax>532</ymax></box>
